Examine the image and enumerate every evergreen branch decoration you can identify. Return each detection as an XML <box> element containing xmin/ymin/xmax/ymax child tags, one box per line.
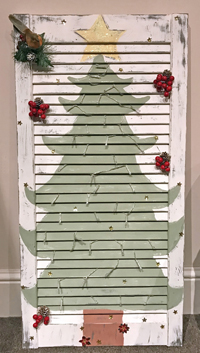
<box><xmin>14</xmin><ymin>33</ymin><xmax>53</xmax><ymax>69</ymax></box>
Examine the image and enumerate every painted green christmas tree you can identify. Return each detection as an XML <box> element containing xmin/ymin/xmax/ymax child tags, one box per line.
<box><xmin>21</xmin><ymin>55</ymin><xmax>184</xmax><ymax>311</ymax></box>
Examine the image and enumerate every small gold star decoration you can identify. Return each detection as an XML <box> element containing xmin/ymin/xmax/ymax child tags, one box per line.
<box><xmin>51</xmin><ymin>150</ymin><xmax>55</xmax><ymax>154</ymax></box>
<box><xmin>173</xmin><ymin>310</ymin><xmax>178</xmax><ymax>314</ymax></box>
<box><xmin>97</xmin><ymin>340</ymin><xmax>102</xmax><ymax>345</ymax></box>
<box><xmin>154</xmin><ymin>136</ymin><xmax>158</xmax><ymax>140</ymax></box>
<box><xmin>160</xmin><ymin>325</ymin><xmax>165</xmax><ymax>329</ymax></box>
<box><xmin>177</xmin><ymin>182</ymin><xmax>182</xmax><ymax>186</ymax></box>
<box><xmin>18</xmin><ymin>121</ymin><xmax>22</xmax><ymax>125</ymax></box>
<box><xmin>145</xmin><ymin>196</ymin><xmax>149</xmax><ymax>201</ymax></box>
<box><xmin>109</xmin><ymin>226</ymin><xmax>113</xmax><ymax>231</ymax></box>
<box><xmin>175</xmin><ymin>16</ymin><xmax>180</xmax><ymax>21</ymax></box>
<box><xmin>109</xmin><ymin>315</ymin><xmax>113</xmax><ymax>320</ymax></box>
<box><xmin>156</xmin><ymin>262</ymin><xmax>160</xmax><ymax>267</ymax></box>
<box><xmin>147</xmin><ymin>37</ymin><xmax>152</xmax><ymax>42</ymax></box>
<box><xmin>48</xmin><ymin>271</ymin><xmax>52</xmax><ymax>276</ymax></box>
<box><xmin>119</xmin><ymin>68</ymin><xmax>123</xmax><ymax>72</ymax></box>
<box><xmin>56</xmin><ymin>78</ymin><xmax>60</xmax><ymax>83</ymax></box>
<box><xmin>179</xmin><ymin>232</ymin><xmax>184</xmax><ymax>237</ymax></box>
<box><xmin>30</xmin><ymin>336</ymin><xmax>34</xmax><ymax>340</ymax></box>
<box><xmin>24</xmin><ymin>183</ymin><xmax>28</xmax><ymax>187</ymax></box>
<box><xmin>61</xmin><ymin>19</ymin><xmax>66</xmax><ymax>25</ymax></box>
<box><xmin>75</xmin><ymin>15</ymin><xmax>125</xmax><ymax>62</ymax></box>
<box><xmin>123</xmin><ymin>279</ymin><xmax>127</xmax><ymax>284</ymax></box>
<box><xmin>142</xmin><ymin>318</ymin><xmax>147</xmax><ymax>322</ymax></box>
<box><xmin>80</xmin><ymin>326</ymin><xmax>84</xmax><ymax>331</ymax></box>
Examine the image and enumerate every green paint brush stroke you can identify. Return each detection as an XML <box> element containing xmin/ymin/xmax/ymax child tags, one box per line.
<box><xmin>19</xmin><ymin>226</ymin><xmax>36</xmax><ymax>257</ymax></box>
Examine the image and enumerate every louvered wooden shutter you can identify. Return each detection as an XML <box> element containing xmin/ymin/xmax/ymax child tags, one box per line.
<box><xmin>14</xmin><ymin>14</ymin><xmax>188</xmax><ymax>348</ymax></box>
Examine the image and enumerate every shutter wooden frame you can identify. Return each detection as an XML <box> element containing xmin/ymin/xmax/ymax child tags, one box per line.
<box><xmin>14</xmin><ymin>14</ymin><xmax>188</xmax><ymax>348</ymax></box>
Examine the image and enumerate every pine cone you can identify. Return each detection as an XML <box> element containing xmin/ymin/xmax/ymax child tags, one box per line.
<box><xmin>160</xmin><ymin>152</ymin><xmax>171</xmax><ymax>162</ymax></box>
<box><xmin>162</xmin><ymin>70</ymin><xmax>172</xmax><ymax>79</ymax></box>
<box><xmin>34</xmin><ymin>97</ymin><xmax>44</xmax><ymax>108</ymax></box>
<box><xmin>37</xmin><ymin>306</ymin><xmax>50</xmax><ymax>317</ymax></box>
<box><xmin>27</xmin><ymin>52</ymin><xmax>36</xmax><ymax>62</ymax></box>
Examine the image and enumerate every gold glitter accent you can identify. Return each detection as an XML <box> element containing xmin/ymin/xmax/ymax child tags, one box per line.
<box><xmin>80</xmin><ymin>326</ymin><xmax>84</xmax><ymax>330</ymax></box>
<box><xmin>145</xmin><ymin>196</ymin><xmax>149</xmax><ymax>201</ymax></box>
<box><xmin>123</xmin><ymin>279</ymin><xmax>127</xmax><ymax>284</ymax></box>
<box><xmin>30</xmin><ymin>336</ymin><xmax>34</xmax><ymax>340</ymax></box>
<box><xmin>97</xmin><ymin>340</ymin><xmax>102</xmax><ymax>344</ymax></box>
<box><xmin>119</xmin><ymin>68</ymin><xmax>123</xmax><ymax>72</ymax></box>
<box><xmin>109</xmin><ymin>315</ymin><xmax>113</xmax><ymax>319</ymax></box>
<box><xmin>73</xmin><ymin>207</ymin><xmax>78</xmax><ymax>212</ymax></box>
<box><xmin>24</xmin><ymin>183</ymin><xmax>28</xmax><ymax>187</ymax></box>
<box><xmin>177</xmin><ymin>182</ymin><xmax>182</xmax><ymax>186</ymax></box>
<box><xmin>156</xmin><ymin>262</ymin><xmax>160</xmax><ymax>267</ymax></box>
<box><xmin>160</xmin><ymin>325</ymin><xmax>165</xmax><ymax>329</ymax></box>
<box><xmin>154</xmin><ymin>136</ymin><xmax>158</xmax><ymax>140</ymax></box>
<box><xmin>142</xmin><ymin>318</ymin><xmax>147</xmax><ymax>322</ymax></box>
<box><xmin>51</xmin><ymin>150</ymin><xmax>55</xmax><ymax>154</ymax></box>
<box><xmin>109</xmin><ymin>226</ymin><xmax>113</xmax><ymax>231</ymax></box>
<box><xmin>18</xmin><ymin>121</ymin><xmax>22</xmax><ymax>125</ymax></box>
<box><xmin>147</xmin><ymin>37</ymin><xmax>152</xmax><ymax>42</ymax></box>
<box><xmin>179</xmin><ymin>232</ymin><xmax>183</xmax><ymax>237</ymax></box>
<box><xmin>61</xmin><ymin>19</ymin><xmax>66</xmax><ymax>25</ymax></box>
<box><xmin>48</xmin><ymin>272</ymin><xmax>52</xmax><ymax>276</ymax></box>
<box><xmin>56</xmin><ymin>79</ymin><xmax>60</xmax><ymax>83</ymax></box>
<box><xmin>75</xmin><ymin>15</ymin><xmax>125</xmax><ymax>62</ymax></box>
<box><xmin>173</xmin><ymin>310</ymin><xmax>178</xmax><ymax>314</ymax></box>
<box><xmin>175</xmin><ymin>16</ymin><xmax>180</xmax><ymax>21</ymax></box>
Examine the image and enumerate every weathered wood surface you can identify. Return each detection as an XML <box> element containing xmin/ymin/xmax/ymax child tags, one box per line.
<box><xmin>15</xmin><ymin>14</ymin><xmax>38</xmax><ymax>349</ymax></box>
<box><xmin>31</xmin><ymin>14</ymin><xmax>171</xmax><ymax>43</ymax></box>
<box><xmin>14</xmin><ymin>13</ymin><xmax>187</xmax><ymax>348</ymax></box>
<box><xmin>167</xmin><ymin>14</ymin><xmax>188</xmax><ymax>346</ymax></box>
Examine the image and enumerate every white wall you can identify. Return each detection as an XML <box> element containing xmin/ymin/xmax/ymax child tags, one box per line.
<box><xmin>0</xmin><ymin>0</ymin><xmax>199</xmax><ymax>316</ymax></box>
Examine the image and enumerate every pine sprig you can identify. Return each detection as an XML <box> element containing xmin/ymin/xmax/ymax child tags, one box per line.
<box><xmin>14</xmin><ymin>33</ymin><xmax>53</xmax><ymax>69</ymax></box>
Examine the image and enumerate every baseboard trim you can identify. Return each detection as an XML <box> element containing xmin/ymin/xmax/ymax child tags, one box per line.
<box><xmin>0</xmin><ymin>269</ymin><xmax>20</xmax><ymax>282</ymax></box>
<box><xmin>184</xmin><ymin>267</ymin><xmax>200</xmax><ymax>279</ymax></box>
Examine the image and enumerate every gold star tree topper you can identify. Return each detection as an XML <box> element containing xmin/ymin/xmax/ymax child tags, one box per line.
<box><xmin>75</xmin><ymin>15</ymin><xmax>125</xmax><ymax>62</ymax></box>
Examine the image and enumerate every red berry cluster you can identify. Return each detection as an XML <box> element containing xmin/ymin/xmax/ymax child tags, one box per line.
<box><xmin>19</xmin><ymin>34</ymin><xmax>26</xmax><ymax>42</ymax></box>
<box><xmin>153</xmin><ymin>72</ymin><xmax>175</xmax><ymax>98</ymax></box>
<box><xmin>33</xmin><ymin>314</ymin><xmax>49</xmax><ymax>328</ymax></box>
<box><xmin>28</xmin><ymin>101</ymin><xmax>49</xmax><ymax>120</ymax></box>
<box><xmin>155</xmin><ymin>155</ymin><xmax>170</xmax><ymax>173</ymax></box>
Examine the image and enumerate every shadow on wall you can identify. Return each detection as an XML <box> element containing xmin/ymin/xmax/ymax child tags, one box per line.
<box><xmin>194</xmin><ymin>250</ymin><xmax>200</xmax><ymax>324</ymax></box>
<box><xmin>192</xmin><ymin>171</ymin><xmax>200</xmax><ymax>323</ymax></box>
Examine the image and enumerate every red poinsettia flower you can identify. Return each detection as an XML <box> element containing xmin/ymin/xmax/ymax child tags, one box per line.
<box><xmin>118</xmin><ymin>323</ymin><xmax>130</xmax><ymax>333</ymax></box>
<box><xmin>79</xmin><ymin>336</ymin><xmax>91</xmax><ymax>346</ymax></box>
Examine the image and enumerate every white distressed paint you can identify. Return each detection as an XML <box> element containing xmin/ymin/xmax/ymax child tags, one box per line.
<box><xmin>167</xmin><ymin>14</ymin><xmax>188</xmax><ymax>346</ymax></box>
<box><xmin>37</xmin><ymin>259</ymin><xmax>52</xmax><ymax>278</ymax></box>
<box><xmin>123</xmin><ymin>313</ymin><xmax>167</xmax><ymax>345</ymax></box>
<box><xmin>37</xmin><ymin>323</ymin><xmax>83</xmax><ymax>347</ymax></box>
<box><xmin>14</xmin><ymin>13</ymin><xmax>187</xmax><ymax>348</ymax></box>
<box><xmin>15</xmin><ymin>14</ymin><xmax>38</xmax><ymax>349</ymax></box>
<box><xmin>31</xmin><ymin>14</ymin><xmax>171</xmax><ymax>43</ymax></box>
